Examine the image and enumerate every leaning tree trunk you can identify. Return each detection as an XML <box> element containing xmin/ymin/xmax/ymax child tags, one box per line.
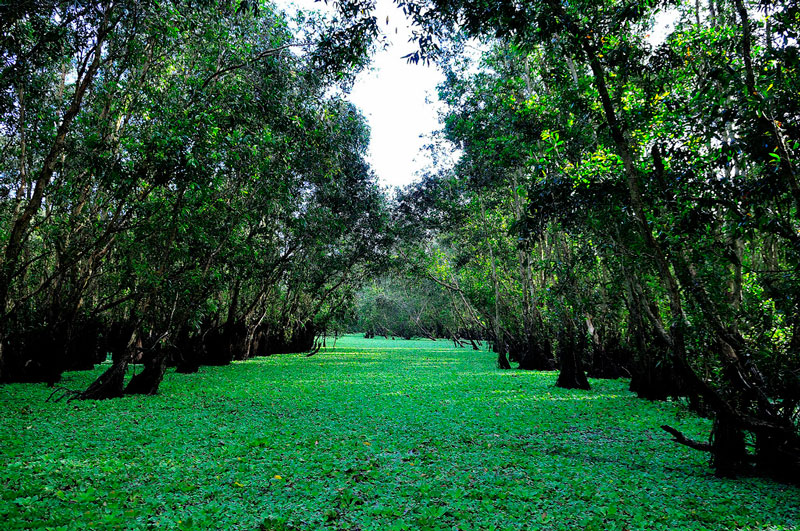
<box><xmin>0</xmin><ymin>12</ymin><xmax>112</xmax><ymax>383</ymax></box>
<box><xmin>125</xmin><ymin>345</ymin><xmax>168</xmax><ymax>396</ymax></box>
<box><xmin>78</xmin><ymin>359</ymin><xmax>129</xmax><ymax>400</ymax></box>
<box><xmin>78</xmin><ymin>326</ymin><xmax>137</xmax><ymax>400</ymax></box>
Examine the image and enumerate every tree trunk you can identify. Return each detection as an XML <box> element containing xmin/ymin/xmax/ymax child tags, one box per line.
<box><xmin>711</xmin><ymin>416</ymin><xmax>748</xmax><ymax>478</ymax></box>
<box><xmin>518</xmin><ymin>339</ymin><xmax>554</xmax><ymax>371</ymax></box>
<box><xmin>125</xmin><ymin>345</ymin><xmax>168</xmax><ymax>395</ymax></box>
<box><xmin>479</xmin><ymin>198</ymin><xmax>510</xmax><ymax>369</ymax></box>
<box><xmin>79</xmin><ymin>358</ymin><xmax>129</xmax><ymax>400</ymax></box>
<box><xmin>79</xmin><ymin>324</ymin><xmax>136</xmax><ymax>400</ymax></box>
<box><xmin>555</xmin><ymin>327</ymin><xmax>590</xmax><ymax>390</ymax></box>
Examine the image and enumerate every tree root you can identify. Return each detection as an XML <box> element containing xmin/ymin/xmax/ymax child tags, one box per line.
<box><xmin>46</xmin><ymin>385</ymin><xmax>81</xmax><ymax>403</ymax></box>
<box><xmin>661</xmin><ymin>425</ymin><xmax>713</xmax><ymax>452</ymax></box>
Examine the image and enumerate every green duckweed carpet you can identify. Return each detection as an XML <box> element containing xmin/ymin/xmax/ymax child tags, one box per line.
<box><xmin>1</xmin><ymin>335</ymin><xmax>798</xmax><ymax>530</ymax></box>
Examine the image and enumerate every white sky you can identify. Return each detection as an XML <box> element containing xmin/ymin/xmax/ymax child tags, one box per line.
<box><xmin>274</xmin><ymin>1</ymin><xmax>681</xmax><ymax>189</ymax></box>
<box><xmin>277</xmin><ymin>0</ymin><xmax>445</xmax><ymax>189</ymax></box>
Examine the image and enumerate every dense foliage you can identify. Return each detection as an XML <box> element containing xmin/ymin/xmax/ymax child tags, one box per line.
<box><xmin>0</xmin><ymin>0</ymin><xmax>389</xmax><ymax>396</ymax></box>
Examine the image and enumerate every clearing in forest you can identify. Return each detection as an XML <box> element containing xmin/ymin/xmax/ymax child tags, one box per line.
<box><xmin>0</xmin><ymin>336</ymin><xmax>798</xmax><ymax>530</ymax></box>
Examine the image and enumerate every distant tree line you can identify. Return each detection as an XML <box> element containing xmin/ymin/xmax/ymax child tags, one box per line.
<box><xmin>351</xmin><ymin>276</ymin><xmax>483</xmax><ymax>348</ymax></box>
